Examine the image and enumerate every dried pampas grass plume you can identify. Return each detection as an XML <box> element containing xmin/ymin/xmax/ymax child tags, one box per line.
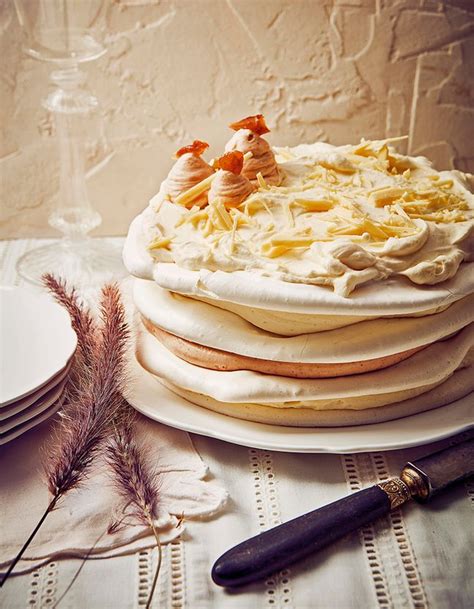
<box><xmin>45</xmin><ymin>282</ymin><xmax>129</xmax><ymax>499</ymax></box>
<box><xmin>106</xmin><ymin>411</ymin><xmax>162</xmax><ymax>609</ymax></box>
<box><xmin>2</xmin><ymin>276</ymin><xmax>165</xmax><ymax>606</ymax></box>
<box><xmin>1</xmin><ymin>279</ymin><xmax>129</xmax><ymax>586</ymax></box>
<box><xmin>42</xmin><ymin>274</ymin><xmax>97</xmax><ymax>394</ymax></box>
<box><xmin>42</xmin><ymin>274</ymin><xmax>97</xmax><ymax>362</ymax></box>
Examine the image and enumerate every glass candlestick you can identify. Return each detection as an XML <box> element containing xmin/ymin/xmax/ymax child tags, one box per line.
<box><xmin>14</xmin><ymin>0</ymin><xmax>125</xmax><ymax>286</ymax></box>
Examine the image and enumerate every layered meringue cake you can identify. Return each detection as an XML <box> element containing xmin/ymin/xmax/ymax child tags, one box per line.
<box><xmin>124</xmin><ymin>115</ymin><xmax>474</xmax><ymax>426</ymax></box>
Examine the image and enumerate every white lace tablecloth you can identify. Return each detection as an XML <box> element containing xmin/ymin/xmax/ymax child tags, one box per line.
<box><xmin>1</xmin><ymin>238</ymin><xmax>473</xmax><ymax>609</ymax></box>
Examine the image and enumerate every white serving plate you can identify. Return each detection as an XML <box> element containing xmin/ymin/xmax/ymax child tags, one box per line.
<box><xmin>0</xmin><ymin>286</ymin><xmax>77</xmax><ymax>407</ymax></box>
<box><xmin>0</xmin><ymin>363</ymin><xmax>71</xmax><ymax>420</ymax></box>
<box><xmin>0</xmin><ymin>379</ymin><xmax>66</xmax><ymax>433</ymax></box>
<box><xmin>127</xmin><ymin>359</ymin><xmax>474</xmax><ymax>454</ymax></box>
<box><xmin>0</xmin><ymin>400</ymin><xmax>62</xmax><ymax>446</ymax></box>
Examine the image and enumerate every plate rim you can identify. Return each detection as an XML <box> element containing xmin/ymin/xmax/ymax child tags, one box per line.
<box><xmin>0</xmin><ymin>286</ymin><xmax>77</xmax><ymax>406</ymax></box>
<box><xmin>1</xmin><ymin>379</ymin><xmax>66</xmax><ymax>432</ymax></box>
<box><xmin>127</xmin><ymin>362</ymin><xmax>474</xmax><ymax>453</ymax></box>
<box><xmin>0</xmin><ymin>400</ymin><xmax>62</xmax><ymax>446</ymax></box>
<box><xmin>0</xmin><ymin>361</ymin><xmax>72</xmax><ymax>417</ymax></box>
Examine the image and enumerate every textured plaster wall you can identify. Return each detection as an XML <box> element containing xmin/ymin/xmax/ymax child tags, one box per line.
<box><xmin>1</xmin><ymin>0</ymin><xmax>473</xmax><ymax>238</ymax></box>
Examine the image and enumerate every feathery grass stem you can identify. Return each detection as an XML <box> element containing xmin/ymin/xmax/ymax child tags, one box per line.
<box><xmin>106</xmin><ymin>415</ymin><xmax>163</xmax><ymax>609</ymax></box>
<box><xmin>0</xmin><ymin>497</ymin><xmax>58</xmax><ymax>587</ymax></box>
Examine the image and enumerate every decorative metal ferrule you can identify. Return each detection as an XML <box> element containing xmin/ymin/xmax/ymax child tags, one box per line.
<box><xmin>378</xmin><ymin>477</ymin><xmax>412</xmax><ymax>509</ymax></box>
<box><xmin>400</xmin><ymin>465</ymin><xmax>430</xmax><ymax>501</ymax></box>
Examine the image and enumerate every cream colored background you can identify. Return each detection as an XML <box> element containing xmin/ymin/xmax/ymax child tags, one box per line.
<box><xmin>1</xmin><ymin>0</ymin><xmax>473</xmax><ymax>238</ymax></box>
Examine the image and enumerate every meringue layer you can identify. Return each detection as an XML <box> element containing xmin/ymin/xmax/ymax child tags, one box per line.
<box><xmin>133</xmin><ymin>279</ymin><xmax>474</xmax><ymax>363</ymax></box>
<box><xmin>135</xmin><ymin>322</ymin><xmax>474</xmax><ymax>409</ymax></box>
<box><xmin>156</xmin><ymin>367</ymin><xmax>473</xmax><ymax>427</ymax></box>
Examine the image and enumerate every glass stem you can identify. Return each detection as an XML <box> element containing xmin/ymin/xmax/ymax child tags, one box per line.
<box><xmin>45</xmin><ymin>66</ymin><xmax>102</xmax><ymax>240</ymax></box>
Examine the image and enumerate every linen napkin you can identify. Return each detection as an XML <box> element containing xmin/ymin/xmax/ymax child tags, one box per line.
<box><xmin>0</xmin><ymin>412</ymin><xmax>227</xmax><ymax>575</ymax></box>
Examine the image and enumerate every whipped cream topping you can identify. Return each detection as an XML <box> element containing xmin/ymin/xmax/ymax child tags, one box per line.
<box><xmin>123</xmin><ymin>215</ymin><xmax>474</xmax><ymax>314</ymax></box>
<box><xmin>225</xmin><ymin>129</ymin><xmax>280</xmax><ymax>184</ymax></box>
<box><xmin>125</xmin><ymin>138</ymin><xmax>474</xmax><ymax>298</ymax></box>
<box><xmin>133</xmin><ymin>279</ymin><xmax>474</xmax><ymax>363</ymax></box>
<box><xmin>162</xmin><ymin>152</ymin><xmax>214</xmax><ymax>204</ymax></box>
<box><xmin>136</xmin><ymin>323</ymin><xmax>474</xmax><ymax>408</ymax></box>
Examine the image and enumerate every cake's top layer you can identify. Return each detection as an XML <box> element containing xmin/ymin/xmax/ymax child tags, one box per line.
<box><xmin>126</xmin><ymin>133</ymin><xmax>474</xmax><ymax>297</ymax></box>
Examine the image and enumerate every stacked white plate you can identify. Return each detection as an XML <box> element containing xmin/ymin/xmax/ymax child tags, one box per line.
<box><xmin>0</xmin><ymin>286</ymin><xmax>77</xmax><ymax>446</ymax></box>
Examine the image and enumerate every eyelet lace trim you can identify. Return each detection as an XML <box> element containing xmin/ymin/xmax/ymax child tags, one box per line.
<box><xmin>28</xmin><ymin>562</ymin><xmax>58</xmax><ymax>608</ymax></box>
<box><xmin>342</xmin><ymin>455</ymin><xmax>391</xmax><ymax>607</ymax></box>
<box><xmin>136</xmin><ymin>549</ymin><xmax>153</xmax><ymax>608</ymax></box>
<box><xmin>136</xmin><ymin>539</ymin><xmax>185</xmax><ymax>608</ymax></box>
<box><xmin>248</xmin><ymin>449</ymin><xmax>293</xmax><ymax>608</ymax></box>
<box><xmin>170</xmin><ymin>539</ymin><xmax>185</xmax><ymax>608</ymax></box>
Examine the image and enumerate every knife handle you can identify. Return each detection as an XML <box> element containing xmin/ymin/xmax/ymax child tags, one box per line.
<box><xmin>212</xmin><ymin>485</ymin><xmax>391</xmax><ymax>587</ymax></box>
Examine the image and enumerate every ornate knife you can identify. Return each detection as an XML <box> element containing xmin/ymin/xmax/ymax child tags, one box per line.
<box><xmin>212</xmin><ymin>435</ymin><xmax>474</xmax><ymax>587</ymax></box>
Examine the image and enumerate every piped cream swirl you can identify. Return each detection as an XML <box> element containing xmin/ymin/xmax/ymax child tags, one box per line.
<box><xmin>162</xmin><ymin>153</ymin><xmax>214</xmax><ymax>204</ymax></box>
<box><xmin>225</xmin><ymin>129</ymin><xmax>280</xmax><ymax>184</ymax></box>
<box><xmin>208</xmin><ymin>169</ymin><xmax>255</xmax><ymax>208</ymax></box>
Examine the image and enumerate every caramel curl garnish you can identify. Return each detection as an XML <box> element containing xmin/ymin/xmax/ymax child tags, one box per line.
<box><xmin>213</xmin><ymin>151</ymin><xmax>244</xmax><ymax>175</ymax></box>
<box><xmin>229</xmin><ymin>114</ymin><xmax>270</xmax><ymax>135</ymax></box>
<box><xmin>175</xmin><ymin>140</ymin><xmax>209</xmax><ymax>158</ymax></box>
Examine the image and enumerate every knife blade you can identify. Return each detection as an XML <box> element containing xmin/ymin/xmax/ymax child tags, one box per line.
<box><xmin>211</xmin><ymin>433</ymin><xmax>474</xmax><ymax>588</ymax></box>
